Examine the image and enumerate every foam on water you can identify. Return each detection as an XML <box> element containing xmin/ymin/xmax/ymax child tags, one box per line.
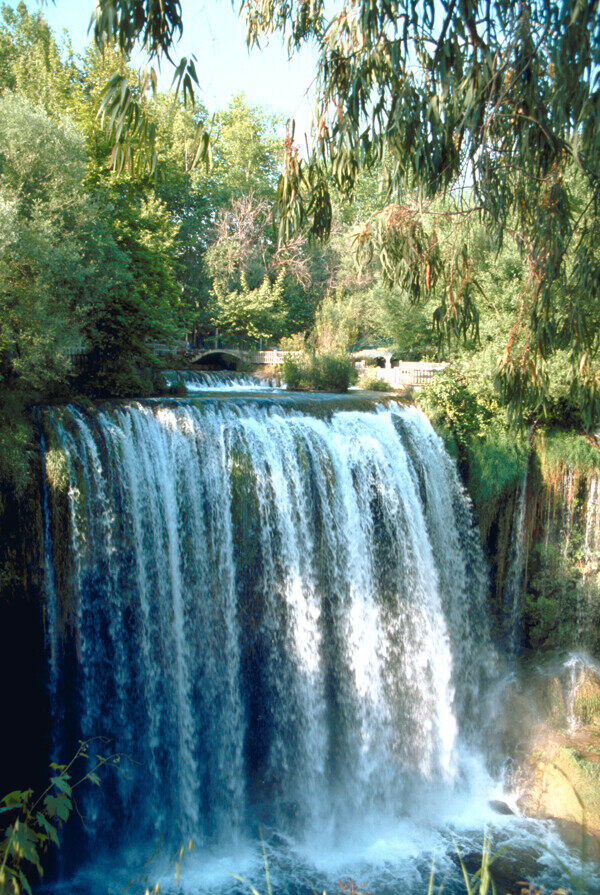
<box><xmin>169</xmin><ymin>370</ymin><xmax>285</xmax><ymax>392</ymax></box>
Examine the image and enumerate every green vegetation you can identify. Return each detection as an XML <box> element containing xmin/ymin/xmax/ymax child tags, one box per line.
<box><xmin>95</xmin><ymin>0</ymin><xmax>600</xmax><ymax>427</ymax></box>
<box><xmin>210</xmin><ymin>273</ymin><xmax>286</xmax><ymax>343</ymax></box>
<box><xmin>0</xmin><ymin>741</ymin><xmax>115</xmax><ymax>895</ymax></box>
<box><xmin>0</xmin><ymin>4</ymin><xmax>331</xmax><ymax>390</ymax></box>
<box><xmin>523</xmin><ymin>544</ymin><xmax>591</xmax><ymax>652</ymax></box>
<box><xmin>94</xmin><ymin>0</ymin><xmax>600</xmax><ymax>410</ymax></box>
<box><xmin>537</xmin><ymin>430</ymin><xmax>600</xmax><ymax>483</ymax></box>
<box><xmin>419</xmin><ymin>371</ymin><xmax>530</xmax><ymax>536</ymax></box>
<box><xmin>283</xmin><ymin>352</ymin><xmax>358</xmax><ymax>392</ymax></box>
<box><xmin>239</xmin><ymin>0</ymin><xmax>600</xmax><ymax>430</ymax></box>
<box><xmin>359</xmin><ymin>376</ymin><xmax>393</xmax><ymax>393</ymax></box>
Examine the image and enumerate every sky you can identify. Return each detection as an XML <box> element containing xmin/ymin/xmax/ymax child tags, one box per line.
<box><xmin>29</xmin><ymin>0</ymin><xmax>320</xmax><ymax>142</ymax></box>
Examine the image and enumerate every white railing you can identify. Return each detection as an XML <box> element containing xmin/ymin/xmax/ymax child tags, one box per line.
<box><xmin>366</xmin><ymin>362</ymin><xmax>449</xmax><ymax>388</ymax></box>
<box><xmin>247</xmin><ymin>350</ymin><xmax>301</xmax><ymax>366</ymax></box>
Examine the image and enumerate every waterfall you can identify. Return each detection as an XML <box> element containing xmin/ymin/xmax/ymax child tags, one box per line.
<box><xmin>504</xmin><ymin>469</ymin><xmax>528</xmax><ymax>654</ymax></box>
<box><xmin>40</xmin><ymin>398</ymin><xmax>493</xmax><ymax>858</ymax></box>
<box><xmin>584</xmin><ymin>474</ymin><xmax>600</xmax><ymax>571</ymax></box>
<box><xmin>536</xmin><ymin>465</ymin><xmax>600</xmax><ymax>646</ymax></box>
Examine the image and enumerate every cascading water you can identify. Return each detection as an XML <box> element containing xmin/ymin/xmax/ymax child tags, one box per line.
<box><xmin>504</xmin><ymin>469</ymin><xmax>528</xmax><ymax>655</ymax></box>
<box><xmin>584</xmin><ymin>474</ymin><xmax>600</xmax><ymax>572</ymax></box>
<box><xmin>166</xmin><ymin>370</ymin><xmax>284</xmax><ymax>392</ymax></box>
<box><xmin>536</xmin><ymin>465</ymin><xmax>600</xmax><ymax>646</ymax></box>
<box><xmin>38</xmin><ymin>396</ymin><xmax>585</xmax><ymax>893</ymax></box>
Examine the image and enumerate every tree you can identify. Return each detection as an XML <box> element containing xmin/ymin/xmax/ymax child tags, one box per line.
<box><xmin>212</xmin><ymin>95</ymin><xmax>281</xmax><ymax>194</ymax></box>
<box><xmin>82</xmin><ymin>188</ymin><xmax>183</xmax><ymax>394</ymax></box>
<box><xmin>241</xmin><ymin>0</ymin><xmax>600</xmax><ymax>427</ymax></box>
<box><xmin>0</xmin><ymin>87</ymin><xmax>183</xmax><ymax>402</ymax></box>
<box><xmin>155</xmin><ymin>95</ymin><xmax>285</xmax><ymax>338</ymax></box>
<box><xmin>205</xmin><ymin>191</ymin><xmax>330</xmax><ymax>340</ymax></box>
<box><xmin>0</xmin><ymin>2</ymin><xmax>80</xmax><ymax>114</ymax></box>
<box><xmin>210</xmin><ymin>271</ymin><xmax>286</xmax><ymax>342</ymax></box>
<box><xmin>0</xmin><ymin>94</ymin><xmax>107</xmax><ymax>397</ymax></box>
<box><xmin>199</xmin><ymin>98</ymin><xmax>328</xmax><ymax>340</ymax></box>
<box><xmin>90</xmin><ymin>0</ymin><xmax>600</xmax><ymax>427</ymax></box>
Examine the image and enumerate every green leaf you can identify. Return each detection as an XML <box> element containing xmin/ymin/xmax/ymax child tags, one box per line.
<box><xmin>36</xmin><ymin>813</ymin><xmax>59</xmax><ymax>846</ymax></box>
<box><xmin>50</xmin><ymin>776</ymin><xmax>71</xmax><ymax>795</ymax></box>
<box><xmin>18</xmin><ymin>869</ymin><xmax>33</xmax><ymax>895</ymax></box>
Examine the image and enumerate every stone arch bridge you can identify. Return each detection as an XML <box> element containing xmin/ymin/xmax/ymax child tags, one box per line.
<box><xmin>187</xmin><ymin>347</ymin><xmax>289</xmax><ymax>369</ymax></box>
<box><xmin>161</xmin><ymin>343</ymin><xmax>449</xmax><ymax>388</ymax></box>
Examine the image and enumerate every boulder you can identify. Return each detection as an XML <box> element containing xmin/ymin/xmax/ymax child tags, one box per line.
<box><xmin>489</xmin><ymin>799</ymin><xmax>515</xmax><ymax>816</ymax></box>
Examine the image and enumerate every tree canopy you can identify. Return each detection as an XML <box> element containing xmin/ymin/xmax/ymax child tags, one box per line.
<box><xmin>243</xmin><ymin>0</ymin><xmax>600</xmax><ymax>428</ymax></box>
<box><xmin>0</xmin><ymin>2</ymin><xmax>332</xmax><ymax>414</ymax></box>
<box><xmin>91</xmin><ymin>0</ymin><xmax>600</xmax><ymax>428</ymax></box>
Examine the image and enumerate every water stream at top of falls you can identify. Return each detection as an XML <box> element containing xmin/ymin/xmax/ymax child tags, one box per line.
<box><xmin>166</xmin><ymin>370</ymin><xmax>285</xmax><ymax>392</ymax></box>
<box><xmin>38</xmin><ymin>395</ymin><xmax>591</xmax><ymax>895</ymax></box>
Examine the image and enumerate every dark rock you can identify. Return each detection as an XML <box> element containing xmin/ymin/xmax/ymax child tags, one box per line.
<box><xmin>489</xmin><ymin>799</ymin><xmax>516</xmax><ymax>815</ymax></box>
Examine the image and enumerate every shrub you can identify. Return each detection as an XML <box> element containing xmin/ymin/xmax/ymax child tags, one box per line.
<box><xmin>283</xmin><ymin>352</ymin><xmax>357</xmax><ymax>392</ymax></box>
<box><xmin>523</xmin><ymin>544</ymin><xmax>586</xmax><ymax>650</ymax></box>
<box><xmin>318</xmin><ymin>353</ymin><xmax>358</xmax><ymax>391</ymax></box>
<box><xmin>282</xmin><ymin>354</ymin><xmax>310</xmax><ymax>390</ymax></box>
<box><xmin>359</xmin><ymin>375</ymin><xmax>393</xmax><ymax>392</ymax></box>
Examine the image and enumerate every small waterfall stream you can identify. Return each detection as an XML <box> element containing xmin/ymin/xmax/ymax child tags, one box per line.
<box><xmin>584</xmin><ymin>474</ymin><xmax>600</xmax><ymax>571</ymax></box>
<box><xmin>504</xmin><ymin>469</ymin><xmax>528</xmax><ymax>655</ymax></box>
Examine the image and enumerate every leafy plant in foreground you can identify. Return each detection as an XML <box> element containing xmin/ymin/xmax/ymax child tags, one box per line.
<box><xmin>0</xmin><ymin>739</ymin><xmax>116</xmax><ymax>895</ymax></box>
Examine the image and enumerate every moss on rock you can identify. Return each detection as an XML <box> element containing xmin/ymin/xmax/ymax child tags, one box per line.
<box><xmin>574</xmin><ymin>671</ymin><xmax>600</xmax><ymax>727</ymax></box>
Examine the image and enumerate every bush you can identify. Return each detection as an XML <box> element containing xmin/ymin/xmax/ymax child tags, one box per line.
<box><xmin>318</xmin><ymin>353</ymin><xmax>358</xmax><ymax>391</ymax></box>
<box><xmin>359</xmin><ymin>375</ymin><xmax>393</xmax><ymax>392</ymax></box>
<box><xmin>283</xmin><ymin>352</ymin><xmax>358</xmax><ymax>392</ymax></box>
<box><xmin>282</xmin><ymin>354</ymin><xmax>310</xmax><ymax>389</ymax></box>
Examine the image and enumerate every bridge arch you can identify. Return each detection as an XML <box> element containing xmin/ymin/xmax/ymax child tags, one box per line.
<box><xmin>189</xmin><ymin>349</ymin><xmax>244</xmax><ymax>370</ymax></box>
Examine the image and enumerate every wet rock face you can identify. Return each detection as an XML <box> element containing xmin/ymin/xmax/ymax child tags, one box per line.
<box><xmin>482</xmin><ymin>665</ymin><xmax>570</xmax><ymax>770</ymax></box>
<box><xmin>573</xmin><ymin>668</ymin><xmax>600</xmax><ymax>727</ymax></box>
<box><xmin>516</xmin><ymin>725</ymin><xmax>600</xmax><ymax>859</ymax></box>
<box><xmin>504</xmin><ymin>658</ymin><xmax>600</xmax><ymax>850</ymax></box>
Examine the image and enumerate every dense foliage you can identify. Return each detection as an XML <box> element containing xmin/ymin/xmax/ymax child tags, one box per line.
<box><xmin>0</xmin><ymin>5</ymin><xmax>331</xmax><ymax>466</ymax></box>
<box><xmin>282</xmin><ymin>350</ymin><xmax>358</xmax><ymax>391</ymax></box>
<box><xmin>241</xmin><ymin>0</ymin><xmax>600</xmax><ymax>430</ymax></box>
<box><xmin>0</xmin><ymin>3</ymin><xmax>337</xmax><ymax>601</ymax></box>
<box><xmin>90</xmin><ymin>0</ymin><xmax>600</xmax><ymax>428</ymax></box>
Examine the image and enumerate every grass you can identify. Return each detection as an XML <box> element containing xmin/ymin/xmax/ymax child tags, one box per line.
<box><xmin>537</xmin><ymin>429</ymin><xmax>600</xmax><ymax>484</ymax></box>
